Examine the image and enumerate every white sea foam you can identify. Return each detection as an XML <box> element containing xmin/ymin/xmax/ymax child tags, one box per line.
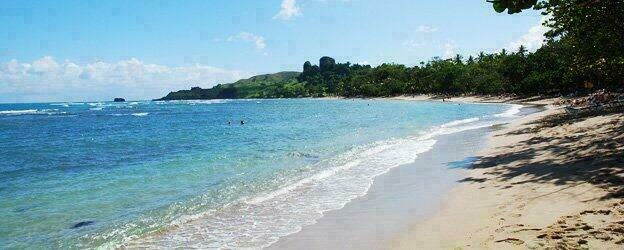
<box><xmin>122</xmin><ymin>137</ymin><xmax>437</xmax><ymax>249</ymax></box>
<box><xmin>50</xmin><ymin>103</ymin><xmax>70</xmax><ymax>107</ymax></box>
<box><xmin>49</xmin><ymin>102</ymin><xmax>85</xmax><ymax>107</ymax></box>
<box><xmin>494</xmin><ymin>104</ymin><xmax>523</xmax><ymax>117</ymax></box>
<box><xmin>155</xmin><ymin>99</ymin><xmax>230</xmax><ymax>105</ymax></box>
<box><xmin>108</xmin><ymin>112</ymin><xmax>149</xmax><ymax>117</ymax></box>
<box><xmin>0</xmin><ymin>109</ymin><xmax>65</xmax><ymax>116</ymax></box>
<box><xmin>441</xmin><ymin>117</ymin><xmax>480</xmax><ymax>128</ymax></box>
<box><xmin>0</xmin><ymin>109</ymin><xmax>38</xmax><ymax>115</ymax></box>
<box><xmin>87</xmin><ymin>102</ymin><xmax>105</xmax><ymax>106</ymax></box>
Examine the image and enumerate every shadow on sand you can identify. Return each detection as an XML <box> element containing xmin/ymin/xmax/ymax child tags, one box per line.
<box><xmin>458</xmin><ymin>107</ymin><xmax>624</xmax><ymax>201</ymax></box>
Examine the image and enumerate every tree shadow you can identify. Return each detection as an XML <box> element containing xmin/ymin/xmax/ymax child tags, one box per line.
<box><xmin>507</xmin><ymin>95</ymin><xmax>558</xmax><ymax>103</ymax></box>
<box><xmin>464</xmin><ymin>109</ymin><xmax>624</xmax><ymax>200</ymax></box>
<box><xmin>504</xmin><ymin>107</ymin><xmax>624</xmax><ymax>136</ymax></box>
<box><xmin>458</xmin><ymin>177</ymin><xmax>488</xmax><ymax>183</ymax></box>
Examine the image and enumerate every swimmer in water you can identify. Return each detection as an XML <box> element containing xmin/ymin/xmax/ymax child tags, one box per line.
<box><xmin>240</xmin><ymin>120</ymin><xmax>245</xmax><ymax>125</ymax></box>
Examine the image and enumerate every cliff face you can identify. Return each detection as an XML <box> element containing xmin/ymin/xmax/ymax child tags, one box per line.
<box><xmin>155</xmin><ymin>71</ymin><xmax>300</xmax><ymax>101</ymax></box>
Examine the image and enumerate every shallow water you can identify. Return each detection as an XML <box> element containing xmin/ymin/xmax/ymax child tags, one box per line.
<box><xmin>0</xmin><ymin>99</ymin><xmax>517</xmax><ymax>248</ymax></box>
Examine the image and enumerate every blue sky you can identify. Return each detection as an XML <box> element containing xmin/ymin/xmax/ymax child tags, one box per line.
<box><xmin>0</xmin><ymin>0</ymin><xmax>545</xmax><ymax>103</ymax></box>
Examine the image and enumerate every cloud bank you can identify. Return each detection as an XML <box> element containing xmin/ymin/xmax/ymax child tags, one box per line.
<box><xmin>0</xmin><ymin>57</ymin><xmax>248</xmax><ymax>103</ymax></box>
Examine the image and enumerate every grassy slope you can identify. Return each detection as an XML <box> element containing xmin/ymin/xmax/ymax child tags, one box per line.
<box><xmin>156</xmin><ymin>71</ymin><xmax>301</xmax><ymax>100</ymax></box>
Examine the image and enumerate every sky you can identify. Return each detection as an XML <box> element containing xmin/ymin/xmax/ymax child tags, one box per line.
<box><xmin>0</xmin><ymin>0</ymin><xmax>546</xmax><ymax>103</ymax></box>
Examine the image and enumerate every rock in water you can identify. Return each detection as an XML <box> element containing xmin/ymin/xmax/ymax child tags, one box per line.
<box><xmin>72</xmin><ymin>221</ymin><xmax>95</xmax><ymax>229</ymax></box>
<box><xmin>113</xmin><ymin>98</ymin><xmax>125</xmax><ymax>102</ymax></box>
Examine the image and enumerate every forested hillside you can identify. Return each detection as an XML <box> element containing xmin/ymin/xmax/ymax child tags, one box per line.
<box><xmin>156</xmin><ymin>72</ymin><xmax>302</xmax><ymax>100</ymax></box>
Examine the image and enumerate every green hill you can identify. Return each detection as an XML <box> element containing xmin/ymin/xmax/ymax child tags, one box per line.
<box><xmin>155</xmin><ymin>71</ymin><xmax>302</xmax><ymax>100</ymax></box>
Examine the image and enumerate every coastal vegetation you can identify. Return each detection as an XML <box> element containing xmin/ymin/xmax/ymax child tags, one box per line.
<box><xmin>158</xmin><ymin>0</ymin><xmax>622</xmax><ymax>100</ymax></box>
<box><xmin>158</xmin><ymin>72</ymin><xmax>301</xmax><ymax>100</ymax></box>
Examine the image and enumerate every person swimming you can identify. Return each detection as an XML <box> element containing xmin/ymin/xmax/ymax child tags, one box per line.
<box><xmin>240</xmin><ymin>120</ymin><xmax>245</xmax><ymax>125</ymax></box>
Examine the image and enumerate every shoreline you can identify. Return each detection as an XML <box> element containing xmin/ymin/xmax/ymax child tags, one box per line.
<box><xmin>389</xmin><ymin>97</ymin><xmax>624</xmax><ymax>248</ymax></box>
<box><xmin>268</xmin><ymin>97</ymin><xmax>538</xmax><ymax>249</ymax></box>
<box><xmin>269</xmin><ymin>123</ymin><xmax>497</xmax><ymax>250</ymax></box>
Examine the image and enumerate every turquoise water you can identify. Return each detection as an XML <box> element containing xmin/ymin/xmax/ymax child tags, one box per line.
<box><xmin>0</xmin><ymin>99</ymin><xmax>517</xmax><ymax>248</ymax></box>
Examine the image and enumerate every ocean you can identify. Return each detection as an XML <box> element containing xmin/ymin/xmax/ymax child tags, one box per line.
<box><xmin>0</xmin><ymin>98</ymin><xmax>520</xmax><ymax>248</ymax></box>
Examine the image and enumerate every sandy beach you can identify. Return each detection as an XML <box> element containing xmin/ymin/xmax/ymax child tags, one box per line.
<box><xmin>390</xmin><ymin>96</ymin><xmax>624</xmax><ymax>249</ymax></box>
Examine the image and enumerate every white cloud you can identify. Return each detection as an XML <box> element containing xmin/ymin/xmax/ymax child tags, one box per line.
<box><xmin>228</xmin><ymin>32</ymin><xmax>266</xmax><ymax>50</ymax></box>
<box><xmin>418</xmin><ymin>25</ymin><xmax>438</xmax><ymax>33</ymax></box>
<box><xmin>0</xmin><ymin>56</ymin><xmax>249</xmax><ymax>102</ymax></box>
<box><xmin>30</xmin><ymin>56</ymin><xmax>60</xmax><ymax>74</ymax></box>
<box><xmin>274</xmin><ymin>0</ymin><xmax>302</xmax><ymax>20</ymax></box>
<box><xmin>443</xmin><ymin>41</ymin><xmax>456</xmax><ymax>59</ymax></box>
<box><xmin>507</xmin><ymin>16</ymin><xmax>550</xmax><ymax>52</ymax></box>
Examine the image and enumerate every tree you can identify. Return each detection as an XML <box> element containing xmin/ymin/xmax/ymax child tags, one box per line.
<box><xmin>488</xmin><ymin>0</ymin><xmax>624</xmax><ymax>89</ymax></box>
<box><xmin>453</xmin><ymin>54</ymin><xmax>464</xmax><ymax>65</ymax></box>
<box><xmin>517</xmin><ymin>45</ymin><xmax>527</xmax><ymax>56</ymax></box>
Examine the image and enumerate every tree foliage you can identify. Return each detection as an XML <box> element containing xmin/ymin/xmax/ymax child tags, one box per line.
<box><xmin>295</xmin><ymin>48</ymin><xmax>573</xmax><ymax>97</ymax></box>
<box><xmin>488</xmin><ymin>0</ymin><xmax>539</xmax><ymax>14</ymax></box>
<box><xmin>490</xmin><ymin>0</ymin><xmax>624</xmax><ymax>88</ymax></box>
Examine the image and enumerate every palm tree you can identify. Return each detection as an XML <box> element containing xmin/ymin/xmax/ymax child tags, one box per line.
<box><xmin>454</xmin><ymin>54</ymin><xmax>463</xmax><ymax>64</ymax></box>
<box><xmin>517</xmin><ymin>45</ymin><xmax>527</xmax><ymax>56</ymax></box>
